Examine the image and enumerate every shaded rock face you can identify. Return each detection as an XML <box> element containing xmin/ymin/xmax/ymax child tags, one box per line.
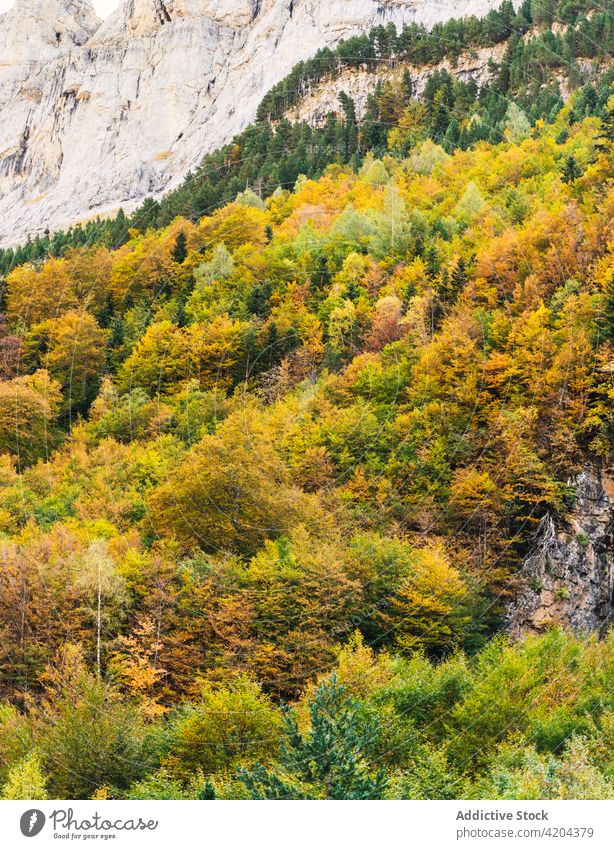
<box><xmin>508</xmin><ymin>467</ymin><xmax>614</xmax><ymax>639</ymax></box>
<box><xmin>0</xmin><ymin>0</ymin><xmax>506</xmax><ymax>244</ymax></box>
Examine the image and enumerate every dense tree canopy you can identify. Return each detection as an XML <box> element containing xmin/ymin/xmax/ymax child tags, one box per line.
<box><xmin>0</xmin><ymin>1</ymin><xmax>611</xmax><ymax>801</ymax></box>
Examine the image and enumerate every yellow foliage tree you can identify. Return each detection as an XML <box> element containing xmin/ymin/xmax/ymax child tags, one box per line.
<box><xmin>149</xmin><ymin>409</ymin><xmax>321</xmax><ymax>553</ymax></box>
<box><xmin>388</xmin><ymin>545</ymin><xmax>471</xmax><ymax>654</ymax></box>
<box><xmin>29</xmin><ymin>311</ymin><xmax>108</xmax><ymax>413</ymax></box>
<box><xmin>0</xmin><ymin>370</ymin><xmax>62</xmax><ymax>464</ymax></box>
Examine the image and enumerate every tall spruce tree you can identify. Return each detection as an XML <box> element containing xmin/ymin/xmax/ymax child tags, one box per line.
<box><xmin>238</xmin><ymin>676</ymin><xmax>387</xmax><ymax>799</ymax></box>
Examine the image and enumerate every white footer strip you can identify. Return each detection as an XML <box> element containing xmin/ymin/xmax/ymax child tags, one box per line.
<box><xmin>0</xmin><ymin>800</ymin><xmax>612</xmax><ymax>849</ymax></box>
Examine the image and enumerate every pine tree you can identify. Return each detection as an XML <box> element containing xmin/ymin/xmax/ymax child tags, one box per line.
<box><xmin>310</xmin><ymin>253</ymin><xmax>331</xmax><ymax>295</ymax></box>
<box><xmin>562</xmin><ymin>155</ymin><xmax>582</xmax><ymax>184</ymax></box>
<box><xmin>443</xmin><ymin>118</ymin><xmax>461</xmax><ymax>152</ymax></box>
<box><xmin>401</xmin><ymin>68</ymin><xmax>414</xmax><ymax>100</ymax></box>
<box><xmin>449</xmin><ymin>256</ymin><xmax>468</xmax><ymax>300</ymax></box>
<box><xmin>238</xmin><ymin>675</ymin><xmax>387</xmax><ymax>799</ymax></box>
<box><xmin>263</xmin><ymin>322</ymin><xmax>281</xmax><ymax>369</ymax></box>
<box><xmin>430</xmin><ymin>89</ymin><xmax>450</xmax><ymax>141</ymax></box>
<box><xmin>197</xmin><ymin>780</ymin><xmax>217</xmax><ymax>800</ymax></box>
<box><xmin>246</xmin><ymin>281</ymin><xmax>273</xmax><ymax>318</ymax></box>
<box><xmin>172</xmin><ymin>231</ymin><xmax>188</xmax><ymax>264</ymax></box>
<box><xmin>596</xmin><ymin>95</ymin><xmax>614</xmax><ymax>154</ymax></box>
<box><xmin>338</xmin><ymin>92</ymin><xmax>359</xmax><ymax>159</ymax></box>
<box><xmin>425</xmin><ymin>244</ymin><xmax>440</xmax><ymax>279</ymax></box>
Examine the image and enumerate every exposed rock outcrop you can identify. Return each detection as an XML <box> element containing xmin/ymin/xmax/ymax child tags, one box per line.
<box><xmin>508</xmin><ymin>466</ymin><xmax>614</xmax><ymax>638</ymax></box>
<box><xmin>0</xmin><ymin>0</ymin><xmax>507</xmax><ymax>244</ymax></box>
<box><xmin>285</xmin><ymin>43</ymin><xmax>508</xmax><ymax>125</ymax></box>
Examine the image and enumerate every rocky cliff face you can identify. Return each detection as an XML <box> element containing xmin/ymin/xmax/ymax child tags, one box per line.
<box><xmin>285</xmin><ymin>43</ymin><xmax>507</xmax><ymax>126</ymax></box>
<box><xmin>508</xmin><ymin>466</ymin><xmax>614</xmax><ymax>638</ymax></box>
<box><xmin>0</xmin><ymin>0</ymin><xmax>506</xmax><ymax>244</ymax></box>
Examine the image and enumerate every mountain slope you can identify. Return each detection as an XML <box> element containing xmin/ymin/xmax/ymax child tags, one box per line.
<box><xmin>0</xmin><ymin>3</ymin><xmax>611</xmax><ymax>802</ymax></box>
<box><xmin>0</xmin><ymin>0</ymin><xmax>506</xmax><ymax>245</ymax></box>
<box><xmin>2</xmin><ymin>0</ymin><xmax>611</xmax><ymax>267</ymax></box>
<box><xmin>0</xmin><ymin>101</ymin><xmax>611</xmax><ymax>801</ymax></box>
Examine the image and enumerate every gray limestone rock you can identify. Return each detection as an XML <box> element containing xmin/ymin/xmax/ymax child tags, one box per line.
<box><xmin>508</xmin><ymin>466</ymin><xmax>614</xmax><ymax>638</ymax></box>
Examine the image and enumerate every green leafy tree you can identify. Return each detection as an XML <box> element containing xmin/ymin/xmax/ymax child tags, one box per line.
<box><xmin>163</xmin><ymin>678</ymin><xmax>280</xmax><ymax>780</ymax></box>
<box><xmin>1</xmin><ymin>754</ymin><xmax>48</xmax><ymax>800</ymax></box>
<box><xmin>38</xmin><ymin>645</ymin><xmax>159</xmax><ymax>799</ymax></box>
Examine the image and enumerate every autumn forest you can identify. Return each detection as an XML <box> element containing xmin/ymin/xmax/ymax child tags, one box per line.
<box><xmin>0</xmin><ymin>0</ymin><xmax>612</xmax><ymax>801</ymax></box>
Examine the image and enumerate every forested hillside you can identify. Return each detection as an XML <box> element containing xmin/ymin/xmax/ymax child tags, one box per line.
<box><xmin>1</xmin><ymin>0</ymin><xmax>612</xmax><ymax>269</ymax></box>
<box><xmin>0</xmin><ymin>1</ymin><xmax>612</xmax><ymax>801</ymax></box>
